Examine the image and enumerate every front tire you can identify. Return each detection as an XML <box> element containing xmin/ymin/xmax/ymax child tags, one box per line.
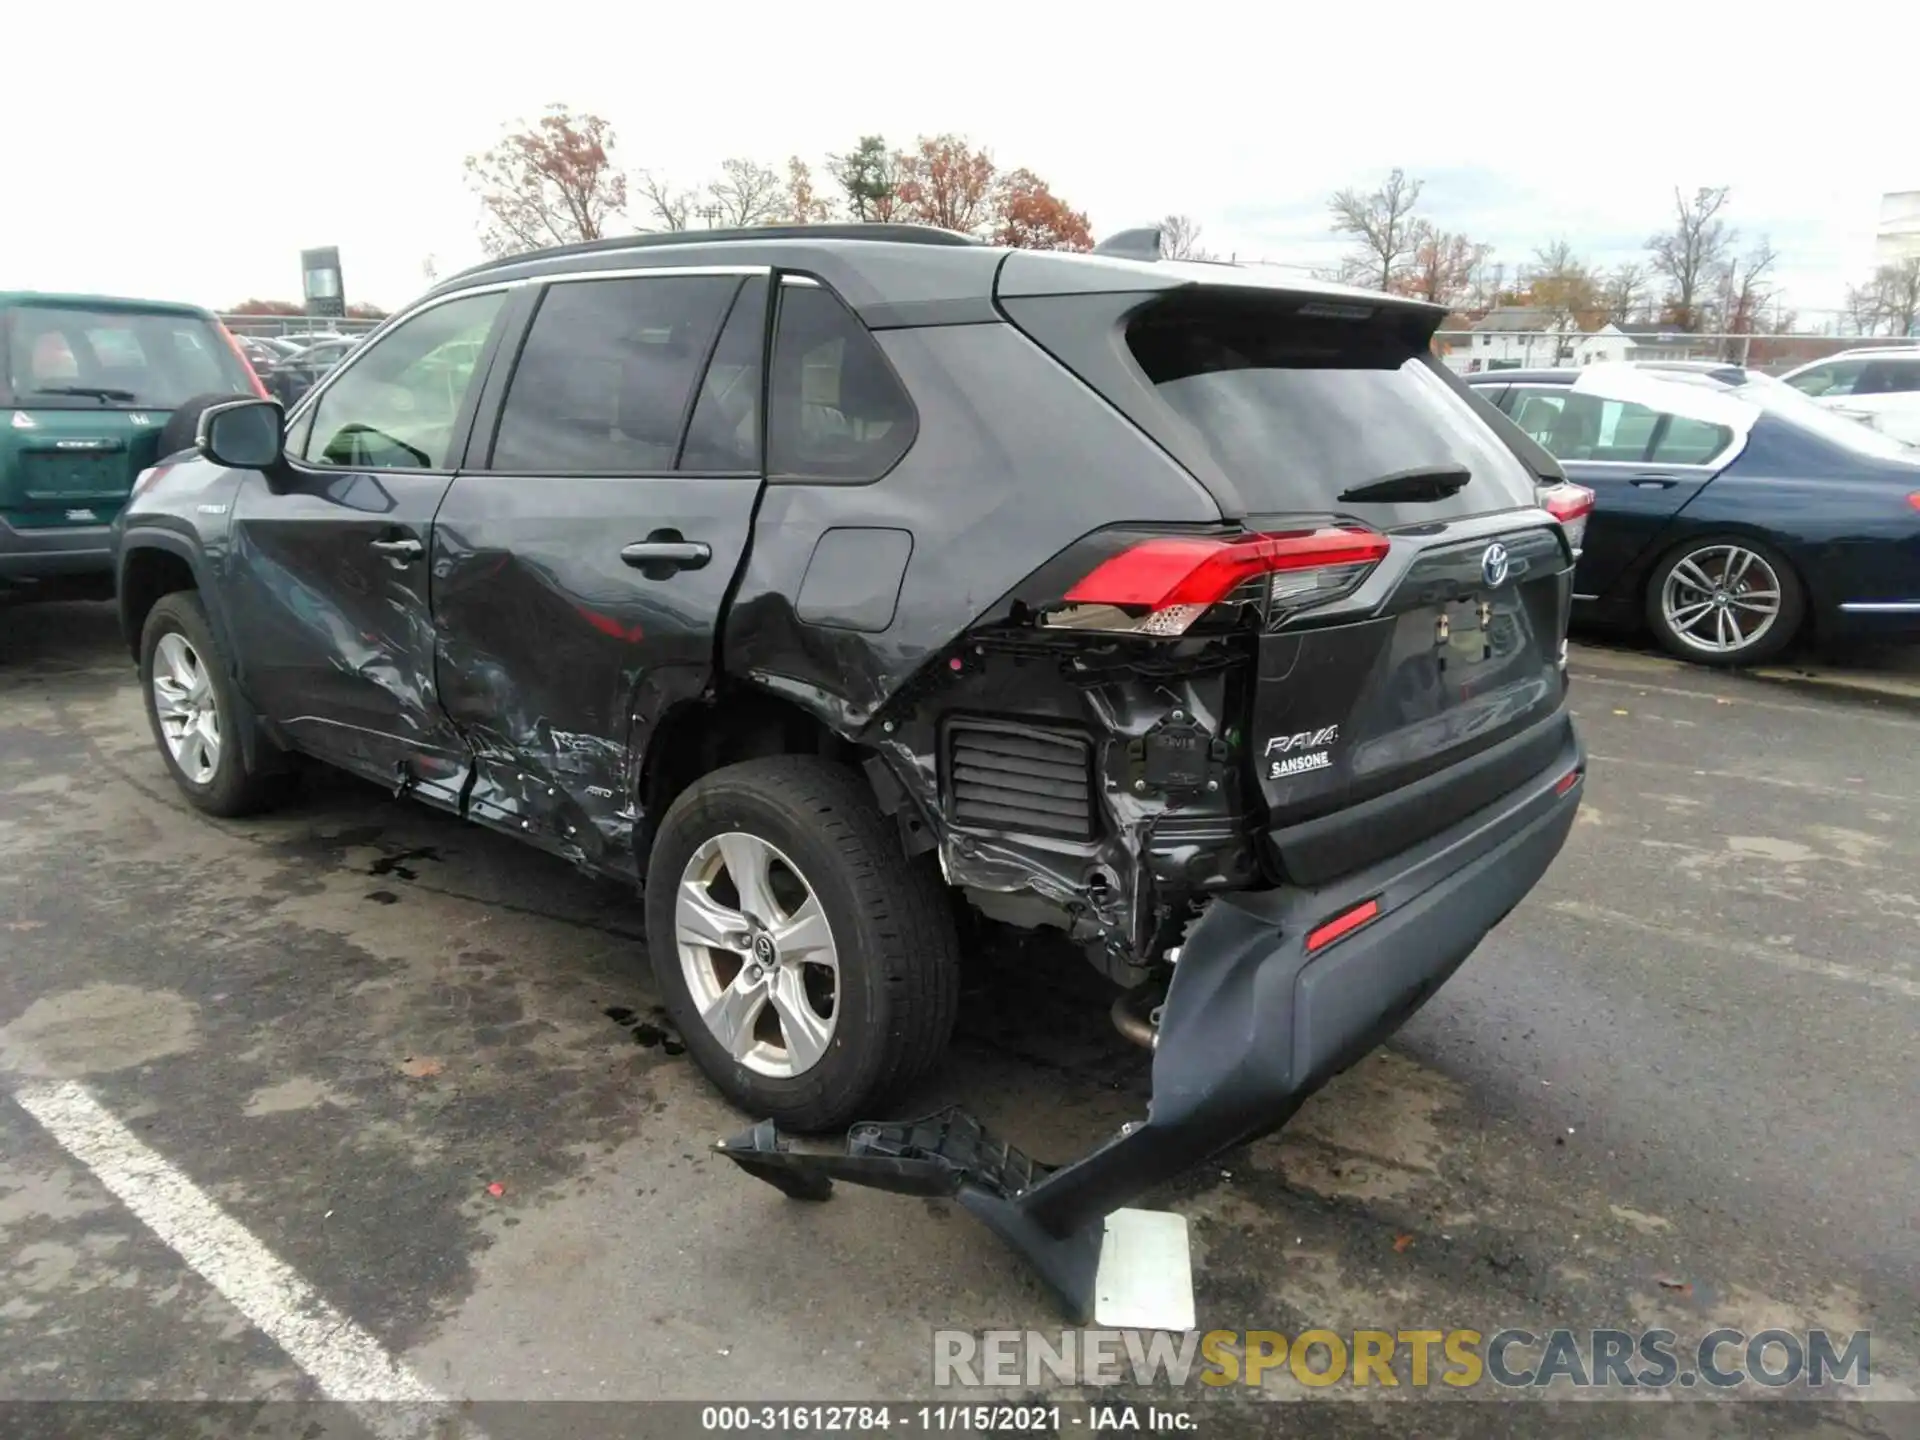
<box><xmin>1645</xmin><ymin>535</ymin><xmax>1804</xmax><ymax>667</ymax></box>
<box><xmin>139</xmin><ymin>591</ymin><xmax>291</xmax><ymax>816</ymax></box>
<box><xmin>646</xmin><ymin>756</ymin><xmax>961</xmax><ymax>1132</ymax></box>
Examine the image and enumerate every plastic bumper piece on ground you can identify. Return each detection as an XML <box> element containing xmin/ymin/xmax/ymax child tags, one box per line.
<box><xmin>720</xmin><ymin>741</ymin><xmax>1584</xmax><ymax>1321</ymax></box>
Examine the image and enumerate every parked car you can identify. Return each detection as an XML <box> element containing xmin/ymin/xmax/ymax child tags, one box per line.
<box><xmin>1778</xmin><ymin>347</ymin><xmax>1920</xmax><ymax>445</ymax></box>
<box><xmin>1</xmin><ymin>292</ymin><xmax>264</xmax><ymax>598</ymax></box>
<box><xmin>1466</xmin><ymin>364</ymin><xmax>1920</xmax><ymax>664</ymax></box>
<box><xmin>264</xmin><ymin>334</ymin><xmax>359</xmax><ymax>407</ymax></box>
<box><xmin>115</xmin><ymin>225</ymin><xmax>1585</xmax><ymax>1311</ymax></box>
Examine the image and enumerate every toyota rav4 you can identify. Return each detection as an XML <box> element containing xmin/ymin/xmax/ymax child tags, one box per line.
<box><xmin>114</xmin><ymin>224</ymin><xmax>1584</xmax><ymax>1317</ymax></box>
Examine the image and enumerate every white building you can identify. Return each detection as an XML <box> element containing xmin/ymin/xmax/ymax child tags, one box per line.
<box><xmin>1876</xmin><ymin>190</ymin><xmax>1920</xmax><ymax>268</ymax></box>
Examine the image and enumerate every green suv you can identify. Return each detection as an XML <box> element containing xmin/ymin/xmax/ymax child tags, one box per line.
<box><xmin>1</xmin><ymin>293</ymin><xmax>262</xmax><ymax>597</ymax></box>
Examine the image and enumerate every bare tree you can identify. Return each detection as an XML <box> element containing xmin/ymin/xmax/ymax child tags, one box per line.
<box><xmin>1524</xmin><ymin>240</ymin><xmax>1601</xmax><ymax>359</ymax></box>
<box><xmin>1398</xmin><ymin>222</ymin><xmax>1487</xmax><ymax>307</ymax></box>
<box><xmin>464</xmin><ymin>106</ymin><xmax>627</xmax><ymax>257</ymax></box>
<box><xmin>1876</xmin><ymin>256</ymin><xmax>1920</xmax><ymax>338</ymax></box>
<box><xmin>1159</xmin><ymin>213</ymin><xmax>1211</xmax><ymax>261</ymax></box>
<box><xmin>1603</xmin><ymin>262</ymin><xmax>1648</xmax><ymax>323</ymax></box>
<box><xmin>1845</xmin><ymin>281</ymin><xmax>1886</xmax><ymax>338</ymax></box>
<box><xmin>1467</xmin><ymin>257</ymin><xmax>1510</xmax><ymax>312</ymax></box>
<box><xmin>636</xmin><ymin>170</ymin><xmax>694</xmax><ymax>231</ymax></box>
<box><xmin>707</xmin><ymin>158</ymin><xmax>786</xmax><ymax>228</ymax></box>
<box><xmin>1722</xmin><ymin>241</ymin><xmax>1778</xmax><ymax>338</ymax></box>
<box><xmin>1647</xmin><ymin>186</ymin><xmax>1735</xmax><ymax>332</ymax></box>
<box><xmin>1328</xmin><ymin>168</ymin><xmax>1424</xmax><ymax>291</ymax></box>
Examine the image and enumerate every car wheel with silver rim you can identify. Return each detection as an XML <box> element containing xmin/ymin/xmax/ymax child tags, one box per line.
<box><xmin>1645</xmin><ymin>535</ymin><xmax>1804</xmax><ymax>668</ymax></box>
<box><xmin>646</xmin><ymin>754</ymin><xmax>961</xmax><ymax>1132</ymax></box>
<box><xmin>675</xmin><ymin>831</ymin><xmax>840</xmax><ymax>1079</ymax></box>
<box><xmin>138</xmin><ymin>590</ymin><xmax>294</xmax><ymax>816</ymax></box>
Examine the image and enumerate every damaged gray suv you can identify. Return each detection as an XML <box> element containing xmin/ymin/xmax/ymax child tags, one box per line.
<box><xmin>115</xmin><ymin>224</ymin><xmax>1584</xmax><ymax>1318</ymax></box>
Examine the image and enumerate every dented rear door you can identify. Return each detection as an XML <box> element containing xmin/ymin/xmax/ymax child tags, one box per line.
<box><xmin>430</xmin><ymin>271</ymin><xmax>769</xmax><ymax>873</ymax></box>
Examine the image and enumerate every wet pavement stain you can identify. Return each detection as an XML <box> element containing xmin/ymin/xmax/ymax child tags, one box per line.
<box><xmin>368</xmin><ymin>846</ymin><xmax>444</xmax><ymax>880</ymax></box>
<box><xmin>603</xmin><ymin>1005</ymin><xmax>686</xmax><ymax>1056</ymax></box>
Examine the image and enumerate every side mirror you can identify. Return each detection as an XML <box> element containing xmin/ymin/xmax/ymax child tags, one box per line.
<box><xmin>197</xmin><ymin>398</ymin><xmax>286</xmax><ymax>470</ymax></box>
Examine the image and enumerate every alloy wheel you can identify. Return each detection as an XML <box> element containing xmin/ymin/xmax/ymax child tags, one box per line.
<box><xmin>151</xmin><ymin>632</ymin><xmax>222</xmax><ymax>784</ymax></box>
<box><xmin>1660</xmin><ymin>544</ymin><xmax>1783</xmax><ymax>657</ymax></box>
<box><xmin>674</xmin><ymin>831</ymin><xmax>839</xmax><ymax>1078</ymax></box>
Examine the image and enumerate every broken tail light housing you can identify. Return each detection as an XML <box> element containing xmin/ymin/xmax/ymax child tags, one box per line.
<box><xmin>1540</xmin><ymin>482</ymin><xmax>1595</xmax><ymax>555</ymax></box>
<box><xmin>1044</xmin><ymin>525</ymin><xmax>1391</xmax><ymax>638</ymax></box>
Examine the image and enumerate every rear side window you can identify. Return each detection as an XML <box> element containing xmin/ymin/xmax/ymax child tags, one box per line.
<box><xmin>1650</xmin><ymin>413</ymin><xmax>1732</xmax><ymax>464</ymax></box>
<box><xmin>767</xmin><ymin>280</ymin><xmax>916</xmax><ymax>481</ymax></box>
<box><xmin>1124</xmin><ymin>296</ymin><xmax>1536</xmax><ymax>524</ymax></box>
<box><xmin>490</xmin><ymin>275</ymin><xmax>738</xmax><ymax>474</ymax></box>
<box><xmin>1785</xmin><ymin>360</ymin><xmax>1863</xmax><ymax>397</ymax></box>
<box><xmin>679</xmin><ymin>276</ymin><xmax>767</xmax><ymax>472</ymax></box>
<box><xmin>3</xmin><ymin>305</ymin><xmax>253</xmax><ymax>408</ymax></box>
<box><xmin>1860</xmin><ymin>359</ymin><xmax>1920</xmax><ymax>396</ymax></box>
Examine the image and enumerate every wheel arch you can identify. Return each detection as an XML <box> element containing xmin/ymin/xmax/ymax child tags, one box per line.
<box><xmin>117</xmin><ymin>533</ymin><xmax>216</xmax><ymax>662</ymax></box>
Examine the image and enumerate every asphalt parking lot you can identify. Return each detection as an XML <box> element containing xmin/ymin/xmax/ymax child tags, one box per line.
<box><xmin>1</xmin><ymin>601</ymin><xmax>1916</xmax><ymax>1436</ymax></box>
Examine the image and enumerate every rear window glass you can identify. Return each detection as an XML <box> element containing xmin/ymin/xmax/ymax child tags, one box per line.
<box><xmin>3</xmin><ymin>306</ymin><xmax>253</xmax><ymax>409</ymax></box>
<box><xmin>1125</xmin><ymin>298</ymin><xmax>1538</xmax><ymax>524</ymax></box>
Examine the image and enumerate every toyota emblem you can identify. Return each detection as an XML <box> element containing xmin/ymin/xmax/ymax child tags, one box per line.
<box><xmin>753</xmin><ymin>934</ymin><xmax>777</xmax><ymax>964</ymax></box>
<box><xmin>1481</xmin><ymin>542</ymin><xmax>1511</xmax><ymax>589</ymax></box>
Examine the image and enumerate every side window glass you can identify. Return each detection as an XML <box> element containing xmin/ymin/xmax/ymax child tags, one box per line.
<box><xmin>302</xmin><ymin>294</ymin><xmax>503</xmax><ymax>470</ymax></box>
<box><xmin>490</xmin><ymin>275</ymin><xmax>738</xmax><ymax>474</ymax></box>
<box><xmin>1651</xmin><ymin>415</ymin><xmax>1732</xmax><ymax>464</ymax></box>
<box><xmin>1597</xmin><ymin>400</ymin><xmax>1659</xmax><ymax>460</ymax></box>
<box><xmin>679</xmin><ymin>276</ymin><xmax>767</xmax><ymax>472</ymax></box>
<box><xmin>1509</xmin><ymin>390</ymin><xmax>1564</xmax><ymax>445</ymax></box>
<box><xmin>1792</xmin><ymin>360</ymin><xmax>1863</xmax><ymax>397</ymax></box>
<box><xmin>767</xmin><ymin>280</ymin><xmax>916</xmax><ymax>481</ymax></box>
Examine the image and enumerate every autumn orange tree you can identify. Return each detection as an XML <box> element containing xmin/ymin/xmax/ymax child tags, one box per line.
<box><xmin>844</xmin><ymin>134</ymin><xmax>1091</xmax><ymax>250</ymax></box>
<box><xmin>465</xmin><ymin>105</ymin><xmax>628</xmax><ymax>257</ymax></box>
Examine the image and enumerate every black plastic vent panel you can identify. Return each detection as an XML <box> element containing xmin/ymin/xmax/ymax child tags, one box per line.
<box><xmin>946</xmin><ymin>722</ymin><xmax>1096</xmax><ymax>841</ymax></box>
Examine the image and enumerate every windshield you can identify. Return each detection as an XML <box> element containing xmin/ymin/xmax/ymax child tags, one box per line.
<box><xmin>3</xmin><ymin>305</ymin><xmax>254</xmax><ymax>409</ymax></box>
<box><xmin>1744</xmin><ymin>372</ymin><xmax>1918</xmax><ymax>458</ymax></box>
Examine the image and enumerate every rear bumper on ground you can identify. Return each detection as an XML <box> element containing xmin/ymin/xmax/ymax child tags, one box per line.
<box><xmin>0</xmin><ymin>518</ymin><xmax>115</xmax><ymax>581</ymax></box>
<box><xmin>721</xmin><ymin>724</ymin><xmax>1586</xmax><ymax>1318</ymax></box>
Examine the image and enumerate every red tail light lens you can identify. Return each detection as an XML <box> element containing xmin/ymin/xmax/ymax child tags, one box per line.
<box><xmin>1907</xmin><ymin>493</ymin><xmax>1920</xmax><ymax>513</ymax></box>
<box><xmin>1306</xmin><ymin>898</ymin><xmax>1380</xmax><ymax>953</ymax></box>
<box><xmin>1541</xmin><ymin>482</ymin><xmax>1595</xmax><ymax>553</ymax></box>
<box><xmin>1048</xmin><ymin>525</ymin><xmax>1391</xmax><ymax>638</ymax></box>
<box><xmin>217</xmin><ymin>321</ymin><xmax>271</xmax><ymax>400</ymax></box>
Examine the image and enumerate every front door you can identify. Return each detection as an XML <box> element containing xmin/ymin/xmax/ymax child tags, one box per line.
<box><xmin>430</xmin><ymin>270</ymin><xmax>771</xmax><ymax>871</ymax></box>
<box><xmin>1501</xmin><ymin>383</ymin><xmax>1724</xmax><ymax>599</ymax></box>
<box><xmin>225</xmin><ymin>289</ymin><xmax>510</xmax><ymax>800</ymax></box>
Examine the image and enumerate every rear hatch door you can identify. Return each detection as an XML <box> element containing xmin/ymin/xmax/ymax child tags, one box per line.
<box><xmin>999</xmin><ymin>258</ymin><xmax>1576</xmax><ymax>882</ymax></box>
<box><xmin>1</xmin><ymin>298</ymin><xmax>257</xmax><ymax>526</ymax></box>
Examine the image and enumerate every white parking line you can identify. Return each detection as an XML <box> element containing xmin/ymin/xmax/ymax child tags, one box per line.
<box><xmin>12</xmin><ymin>1078</ymin><xmax>472</xmax><ymax>1440</ymax></box>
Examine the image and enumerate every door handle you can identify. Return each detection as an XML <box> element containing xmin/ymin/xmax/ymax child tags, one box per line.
<box><xmin>621</xmin><ymin>540</ymin><xmax>711</xmax><ymax>571</ymax></box>
<box><xmin>369</xmin><ymin>537</ymin><xmax>423</xmax><ymax>560</ymax></box>
<box><xmin>1629</xmin><ymin>476</ymin><xmax>1678</xmax><ymax>489</ymax></box>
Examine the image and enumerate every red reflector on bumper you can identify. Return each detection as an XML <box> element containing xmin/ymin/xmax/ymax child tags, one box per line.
<box><xmin>1306</xmin><ymin>898</ymin><xmax>1380</xmax><ymax>953</ymax></box>
<box><xmin>1555</xmin><ymin>769</ymin><xmax>1583</xmax><ymax>796</ymax></box>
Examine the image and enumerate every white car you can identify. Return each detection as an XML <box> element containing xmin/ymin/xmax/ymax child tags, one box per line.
<box><xmin>1778</xmin><ymin>347</ymin><xmax>1920</xmax><ymax>445</ymax></box>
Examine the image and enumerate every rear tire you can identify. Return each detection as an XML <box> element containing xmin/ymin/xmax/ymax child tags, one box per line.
<box><xmin>646</xmin><ymin>755</ymin><xmax>961</xmax><ymax>1132</ymax></box>
<box><xmin>139</xmin><ymin>591</ymin><xmax>293</xmax><ymax>816</ymax></box>
<box><xmin>1644</xmin><ymin>534</ymin><xmax>1804</xmax><ymax>668</ymax></box>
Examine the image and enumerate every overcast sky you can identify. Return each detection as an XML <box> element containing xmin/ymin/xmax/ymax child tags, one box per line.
<box><xmin>8</xmin><ymin>3</ymin><xmax>1911</xmax><ymax>321</ymax></box>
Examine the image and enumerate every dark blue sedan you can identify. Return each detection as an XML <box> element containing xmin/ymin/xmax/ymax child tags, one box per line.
<box><xmin>1466</xmin><ymin>364</ymin><xmax>1920</xmax><ymax>665</ymax></box>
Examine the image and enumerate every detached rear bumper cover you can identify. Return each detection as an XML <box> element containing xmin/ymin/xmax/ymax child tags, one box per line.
<box><xmin>722</xmin><ymin>728</ymin><xmax>1584</xmax><ymax>1319</ymax></box>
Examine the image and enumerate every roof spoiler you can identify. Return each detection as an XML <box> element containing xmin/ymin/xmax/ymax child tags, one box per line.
<box><xmin>1091</xmin><ymin>226</ymin><xmax>1164</xmax><ymax>262</ymax></box>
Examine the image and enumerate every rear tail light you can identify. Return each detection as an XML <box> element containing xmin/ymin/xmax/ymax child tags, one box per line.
<box><xmin>1540</xmin><ymin>482</ymin><xmax>1595</xmax><ymax>554</ymax></box>
<box><xmin>1045</xmin><ymin>525</ymin><xmax>1391</xmax><ymax>638</ymax></box>
<box><xmin>1907</xmin><ymin>493</ymin><xmax>1920</xmax><ymax>513</ymax></box>
<box><xmin>217</xmin><ymin>321</ymin><xmax>272</xmax><ymax>400</ymax></box>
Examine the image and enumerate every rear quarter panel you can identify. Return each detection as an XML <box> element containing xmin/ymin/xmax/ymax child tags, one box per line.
<box><xmin>1661</xmin><ymin>419</ymin><xmax>1920</xmax><ymax>619</ymax></box>
<box><xmin>721</xmin><ymin>319</ymin><xmax>1222</xmax><ymax>731</ymax></box>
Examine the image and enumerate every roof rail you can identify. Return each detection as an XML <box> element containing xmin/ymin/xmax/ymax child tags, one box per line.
<box><xmin>441</xmin><ymin>223</ymin><xmax>982</xmax><ymax>287</ymax></box>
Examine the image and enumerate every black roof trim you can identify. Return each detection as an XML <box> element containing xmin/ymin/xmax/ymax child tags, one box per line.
<box><xmin>441</xmin><ymin>224</ymin><xmax>981</xmax><ymax>287</ymax></box>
